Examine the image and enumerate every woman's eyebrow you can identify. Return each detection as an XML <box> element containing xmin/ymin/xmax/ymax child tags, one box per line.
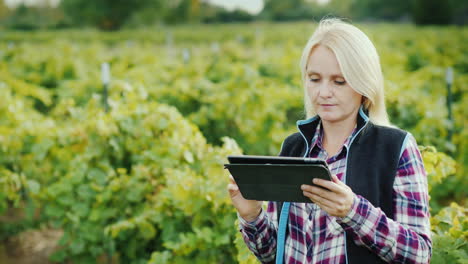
<box><xmin>307</xmin><ymin>71</ymin><xmax>344</xmax><ymax>78</ymax></box>
<box><xmin>331</xmin><ymin>74</ymin><xmax>345</xmax><ymax>79</ymax></box>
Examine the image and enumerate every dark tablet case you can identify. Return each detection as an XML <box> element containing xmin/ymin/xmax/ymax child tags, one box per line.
<box><xmin>225</xmin><ymin>155</ymin><xmax>331</xmax><ymax>203</ymax></box>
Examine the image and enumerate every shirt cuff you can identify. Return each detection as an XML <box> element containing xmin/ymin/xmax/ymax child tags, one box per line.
<box><xmin>238</xmin><ymin>208</ymin><xmax>267</xmax><ymax>236</ymax></box>
<box><xmin>336</xmin><ymin>194</ymin><xmax>366</xmax><ymax>229</ymax></box>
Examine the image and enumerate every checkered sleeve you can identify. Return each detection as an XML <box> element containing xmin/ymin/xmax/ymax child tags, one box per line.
<box><xmin>238</xmin><ymin>201</ymin><xmax>279</xmax><ymax>263</ymax></box>
<box><xmin>337</xmin><ymin>133</ymin><xmax>432</xmax><ymax>263</ymax></box>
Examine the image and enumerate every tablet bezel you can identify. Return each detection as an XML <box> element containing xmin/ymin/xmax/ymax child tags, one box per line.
<box><xmin>227</xmin><ymin>155</ymin><xmax>328</xmax><ymax>166</ymax></box>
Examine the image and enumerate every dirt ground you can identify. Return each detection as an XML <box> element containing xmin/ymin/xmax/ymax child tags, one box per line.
<box><xmin>0</xmin><ymin>207</ymin><xmax>118</xmax><ymax>264</ymax></box>
<box><xmin>0</xmin><ymin>229</ymin><xmax>63</xmax><ymax>264</ymax></box>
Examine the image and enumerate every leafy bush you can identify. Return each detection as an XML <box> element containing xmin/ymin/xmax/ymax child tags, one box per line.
<box><xmin>1</xmin><ymin>81</ymin><xmax>244</xmax><ymax>262</ymax></box>
<box><xmin>430</xmin><ymin>203</ymin><xmax>467</xmax><ymax>264</ymax></box>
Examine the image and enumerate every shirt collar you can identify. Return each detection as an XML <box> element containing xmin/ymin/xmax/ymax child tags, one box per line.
<box><xmin>310</xmin><ymin>120</ymin><xmax>358</xmax><ymax>153</ymax></box>
<box><xmin>297</xmin><ymin>106</ymin><xmax>370</xmax><ymax>149</ymax></box>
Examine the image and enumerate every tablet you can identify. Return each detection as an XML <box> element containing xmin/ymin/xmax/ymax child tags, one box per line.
<box><xmin>225</xmin><ymin>155</ymin><xmax>331</xmax><ymax>203</ymax></box>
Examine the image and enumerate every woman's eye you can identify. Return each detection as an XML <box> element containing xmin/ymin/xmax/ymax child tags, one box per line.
<box><xmin>335</xmin><ymin>80</ymin><xmax>346</xmax><ymax>85</ymax></box>
<box><xmin>310</xmin><ymin>78</ymin><xmax>320</xmax><ymax>82</ymax></box>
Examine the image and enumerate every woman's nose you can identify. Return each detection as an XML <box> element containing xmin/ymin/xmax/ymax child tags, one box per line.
<box><xmin>317</xmin><ymin>82</ymin><xmax>333</xmax><ymax>97</ymax></box>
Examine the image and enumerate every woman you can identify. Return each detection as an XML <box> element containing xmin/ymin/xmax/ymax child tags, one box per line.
<box><xmin>228</xmin><ymin>18</ymin><xmax>432</xmax><ymax>264</ymax></box>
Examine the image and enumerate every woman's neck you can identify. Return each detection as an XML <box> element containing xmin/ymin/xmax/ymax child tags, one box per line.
<box><xmin>321</xmin><ymin>116</ymin><xmax>357</xmax><ymax>157</ymax></box>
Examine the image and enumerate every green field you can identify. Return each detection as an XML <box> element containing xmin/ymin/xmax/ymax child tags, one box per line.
<box><xmin>0</xmin><ymin>23</ymin><xmax>467</xmax><ymax>263</ymax></box>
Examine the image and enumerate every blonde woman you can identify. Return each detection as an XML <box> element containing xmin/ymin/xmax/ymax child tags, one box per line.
<box><xmin>228</xmin><ymin>19</ymin><xmax>431</xmax><ymax>264</ymax></box>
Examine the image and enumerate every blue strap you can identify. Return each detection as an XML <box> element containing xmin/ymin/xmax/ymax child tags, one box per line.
<box><xmin>276</xmin><ymin>202</ymin><xmax>290</xmax><ymax>264</ymax></box>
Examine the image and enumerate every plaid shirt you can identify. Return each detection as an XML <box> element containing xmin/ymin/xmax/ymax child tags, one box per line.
<box><xmin>239</xmin><ymin>122</ymin><xmax>432</xmax><ymax>263</ymax></box>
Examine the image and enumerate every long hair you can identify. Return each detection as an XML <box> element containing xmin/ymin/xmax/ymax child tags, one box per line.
<box><xmin>300</xmin><ymin>18</ymin><xmax>390</xmax><ymax>126</ymax></box>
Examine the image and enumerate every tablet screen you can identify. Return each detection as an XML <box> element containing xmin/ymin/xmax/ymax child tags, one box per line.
<box><xmin>225</xmin><ymin>155</ymin><xmax>331</xmax><ymax>203</ymax></box>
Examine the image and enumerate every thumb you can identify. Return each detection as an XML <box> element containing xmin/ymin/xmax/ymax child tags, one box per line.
<box><xmin>332</xmin><ymin>175</ymin><xmax>348</xmax><ymax>188</ymax></box>
<box><xmin>331</xmin><ymin>174</ymin><xmax>341</xmax><ymax>184</ymax></box>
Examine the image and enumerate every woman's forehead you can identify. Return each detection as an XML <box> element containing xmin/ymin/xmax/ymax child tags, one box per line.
<box><xmin>306</xmin><ymin>46</ymin><xmax>343</xmax><ymax>76</ymax></box>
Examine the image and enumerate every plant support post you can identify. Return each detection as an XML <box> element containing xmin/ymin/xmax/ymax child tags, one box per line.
<box><xmin>101</xmin><ymin>62</ymin><xmax>110</xmax><ymax>112</ymax></box>
<box><xmin>445</xmin><ymin>67</ymin><xmax>453</xmax><ymax>141</ymax></box>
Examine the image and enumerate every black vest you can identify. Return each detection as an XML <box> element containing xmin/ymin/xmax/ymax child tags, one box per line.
<box><xmin>277</xmin><ymin>115</ymin><xmax>407</xmax><ymax>264</ymax></box>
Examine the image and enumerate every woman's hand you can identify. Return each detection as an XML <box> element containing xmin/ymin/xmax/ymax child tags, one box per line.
<box><xmin>301</xmin><ymin>174</ymin><xmax>355</xmax><ymax>218</ymax></box>
<box><xmin>228</xmin><ymin>175</ymin><xmax>263</xmax><ymax>222</ymax></box>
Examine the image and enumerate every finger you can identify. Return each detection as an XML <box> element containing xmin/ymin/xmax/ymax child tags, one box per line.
<box><xmin>331</xmin><ymin>175</ymin><xmax>348</xmax><ymax>188</ymax></box>
<box><xmin>302</xmin><ymin>190</ymin><xmax>318</xmax><ymax>203</ymax></box>
<box><xmin>315</xmin><ymin>201</ymin><xmax>337</xmax><ymax>216</ymax></box>
<box><xmin>331</xmin><ymin>174</ymin><xmax>340</xmax><ymax>183</ymax></box>
<box><xmin>302</xmin><ymin>184</ymin><xmax>337</xmax><ymax>198</ymax></box>
<box><xmin>312</xmin><ymin>178</ymin><xmax>343</xmax><ymax>193</ymax></box>
<box><xmin>303</xmin><ymin>183</ymin><xmax>347</xmax><ymax>205</ymax></box>
<box><xmin>229</xmin><ymin>175</ymin><xmax>236</xmax><ymax>184</ymax></box>
<box><xmin>302</xmin><ymin>187</ymin><xmax>339</xmax><ymax>205</ymax></box>
<box><xmin>305</xmin><ymin>192</ymin><xmax>336</xmax><ymax>208</ymax></box>
<box><xmin>303</xmin><ymin>191</ymin><xmax>336</xmax><ymax>213</ymax></box>
<box><xmin>227</xmin><ymin>183</ymin><xmax>239</xmax><ymax>192</ymax></box>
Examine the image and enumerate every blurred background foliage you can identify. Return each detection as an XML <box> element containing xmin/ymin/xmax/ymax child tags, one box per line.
<box><xmin>0</xmin><ymin>0</ymin><xmax>466</xmax><ymax>31</ymax></box>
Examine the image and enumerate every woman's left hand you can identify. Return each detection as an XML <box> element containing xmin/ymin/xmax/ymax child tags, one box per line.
<box><xmin>301</xmin><ymin>175</ymin><xmax>356</xmax><ymax>218</ymax></box>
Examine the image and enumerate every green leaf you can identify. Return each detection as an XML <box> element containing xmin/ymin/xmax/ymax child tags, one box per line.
<box><xmin>138</xmin><ymin>220</ymin><xmax>156</xmax><ymax>240</ymax></box>
<box><xmin>26</xmin><ymin>179</ymin><xmax>40</xmax><ymax>194</ymax></box>
<box><xmin>31</xmin><ymin>138</ymin><xmax>54</xmax><ymax>161</ymax></box>
<box><xmin>87</xmin><ymin>168</ymin><xmax>107</xmax><ymax>185</ymax></box>
<box><xmin>72</xmin><ymin>202</ymin><xmax>89</xmax><ymax>218</ymax></box>
<box><xmin>77</xmin><ymin>185</ymin><xmax>95</xmax><ymax>201</ymax></box>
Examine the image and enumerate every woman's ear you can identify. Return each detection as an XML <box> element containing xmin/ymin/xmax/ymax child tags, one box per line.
<box><xmin>361</xmin><ymin>97</ymin><xmax>370</xmax><ymax>109</ymax></box>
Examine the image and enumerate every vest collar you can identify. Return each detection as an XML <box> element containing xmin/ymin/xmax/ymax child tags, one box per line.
<box><xmin>296</xmin><ymin>106</ymin><xmax>370</xmax><ymax>149</ymax></box>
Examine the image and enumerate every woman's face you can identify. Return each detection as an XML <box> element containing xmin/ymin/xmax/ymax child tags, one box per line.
<box><xmin>306</xmin><ymin>45</ymin><xmax>362</xmax><ymax>125</ymax></box>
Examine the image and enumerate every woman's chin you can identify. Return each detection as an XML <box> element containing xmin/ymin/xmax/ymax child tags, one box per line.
<box><xmin>319</xmin><ymin>116</ymin><xmax>339</xmax><ymax>123</ymax></box>
<box><xmin>318</xmin><ymin>112</ymin><xmax>338</xmax><ymax>122</ymax></box>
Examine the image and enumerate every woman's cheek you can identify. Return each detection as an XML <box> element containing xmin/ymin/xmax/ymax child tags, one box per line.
<box><xmin>309</xmin><ymin>88</ymin><xmax>318</xmax><ymax>103</ymax></box>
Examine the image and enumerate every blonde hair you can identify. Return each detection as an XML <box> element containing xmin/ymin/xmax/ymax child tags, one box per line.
<box><xmin>300</xmin><ymin>18</ymin><xmax>390</xmax><ymax>126</ymax></box>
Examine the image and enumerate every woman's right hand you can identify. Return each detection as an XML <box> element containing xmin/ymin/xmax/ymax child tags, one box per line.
<box><xmin>228</xmin><ymin>175</ymin><xmax>263</xmax><ymax>222</ymax></box>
